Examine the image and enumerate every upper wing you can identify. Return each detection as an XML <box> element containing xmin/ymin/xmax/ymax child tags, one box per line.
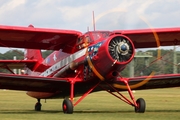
<box><xmin>113</xmin><ymin>74</ymin><xmax>180</xmax><ymax>90</ymax></box>
<box><xmin>114</xmin><ymin>27</ymin><xmax>180</xmax><ymax>48</ymax></box>
<box><xmin>0</xmin><ymin>25</ymin><xmax>82</xmax><ymax>53</ymax></box>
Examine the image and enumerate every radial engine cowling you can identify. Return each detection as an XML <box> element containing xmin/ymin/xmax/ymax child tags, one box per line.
<box><xmin>108</xmin><ymin>35</ymin><xmax>134</xmax><ymax>63</ymax></box>
<box><xmin>91</xmin><ymin>34</ymin><xmax>135</xmax><ymax>79</ymax></box>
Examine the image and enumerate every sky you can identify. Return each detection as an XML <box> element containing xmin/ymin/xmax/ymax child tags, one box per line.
<box><xmin>0</xmin><ymin>0</ymin><xmax>180</xmax><ymax>53</ymax></box>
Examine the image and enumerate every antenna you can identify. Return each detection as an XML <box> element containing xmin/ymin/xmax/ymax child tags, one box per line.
<box><xmin>92</xmin><ymin>11</ymin><xmax>96</xmax><ymax>31</ymax></box>
<box><xmin>87</xmin><ymin>26</ymin><xmax>89</xmax><ymax>31</ymax></box>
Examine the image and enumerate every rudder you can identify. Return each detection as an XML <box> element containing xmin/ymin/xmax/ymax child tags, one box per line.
<box><xmin>24</xmin><ymin>49</ymin><xmax>44</xmax><ymax>75</ymax></box>
<box><xmin>24</xmin><ymin>49</ymin><xmax>43</xmax><ymax>61</ymax></box>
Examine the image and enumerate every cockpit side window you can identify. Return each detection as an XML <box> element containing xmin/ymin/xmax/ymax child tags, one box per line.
<box><xmin>77</xmin><ymin>36</ymin><xmax>83</xmax><ymax>45</ymax></box>
<box><xmin>76</xmin><ymin>35</ymin><xmax>91</xmax><ymax>49</ymax></box>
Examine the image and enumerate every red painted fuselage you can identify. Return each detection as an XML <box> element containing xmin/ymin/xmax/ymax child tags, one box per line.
<box><xmin>26</xmin><ymin>31</ymin><xmax>135</xmax><ymax>99</ymax></box>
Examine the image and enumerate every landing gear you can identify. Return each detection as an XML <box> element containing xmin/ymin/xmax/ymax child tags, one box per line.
<box><xmin>62</xmin><ymin>77</ymin><xmax>146</xmax><ymax>113</ymax></box>
<box><xmin>135</xmin><ymin>98</ymin><xmax>146</xmax><ymax>113</ymax></box>
<box><xmin>62</xmin><ymin>80</ymin><xmax>101</xmax><ymax>114</ymax></box>
<box><xmin>99</xmin><ymin>78</ymin><xmax>146</xmax><ymax>113</ymax></box>
<box><xmin>35</xmin><ymin>99</ymin><xmax>42</xmax><ymax>111</ymax></box>
<box><xmin>62</xmin><ymin>99</ymin><xmax>73</xmax><ymax>114</ymax></box>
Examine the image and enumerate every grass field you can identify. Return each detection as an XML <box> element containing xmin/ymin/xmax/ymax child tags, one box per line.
<box><xmin>0</xmin><ymin>88</ymin><xmax>180</xmax><ymax>120</ymax></box>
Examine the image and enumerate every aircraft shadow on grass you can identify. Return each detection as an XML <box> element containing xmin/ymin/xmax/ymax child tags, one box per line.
<box><xmin>0</xmin><ymin>109</ymin><xmax>180</xmax><ymax>114</ymax></box>
<box><xmin>74</xmin><ymin>110</ymin><xmax>180</xmax><ymax>113</ymax></box>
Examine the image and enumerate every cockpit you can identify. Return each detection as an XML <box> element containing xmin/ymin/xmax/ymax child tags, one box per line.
<box><xmin>76</xmin><ymin>31</ymin><xmax>112</xmax><ymax>50</ymax></box>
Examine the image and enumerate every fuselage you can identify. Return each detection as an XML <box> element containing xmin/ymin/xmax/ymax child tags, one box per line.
<box><xmin>26</xmin><ymin>31</ymin><xmax>135</xmax><ymax>99</ymax></box>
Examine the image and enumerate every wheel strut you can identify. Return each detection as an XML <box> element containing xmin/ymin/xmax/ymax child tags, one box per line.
<box><xmin>99</xmin><ymin>78</ymin><xmax>146</xmax><ymax>113</ymax></box>
<box><xmin>121</xmin><ymin>78</ymin><xmax>146</xmax><ymax>113</ymax></box>
<box><xmin>62</xmin><ymin>80</ymin><xmax>101</xmax><ymax>114</ymax></box>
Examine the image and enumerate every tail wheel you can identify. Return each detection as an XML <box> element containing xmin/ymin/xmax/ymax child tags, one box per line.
<box><xmin>35</xmin><ymin>102</ymin><xmax>41</xmax><ymax>111</ymax></box>
<box><xmin>62</xmin><ymin>99</ymin><xmax>73</xmax><ymax>114</ymax></box>
<box><xmin>135</xmin><ymin>98</ymin><xmax>146</xmax><ymax>113</ymax></box>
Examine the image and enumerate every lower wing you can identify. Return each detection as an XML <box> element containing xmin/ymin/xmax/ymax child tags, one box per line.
<box><xmin>113</xmin><ymin>74</ymin><xmax>180</xmax><ymax>90</ymax></box>
<box><xmin>0</xmin><ymin>72</ymin><xmax>180</xmax><ymax>93</ymax></box>
<box><xmin>0</xmin><ymin>73</ymin><xmax>71</xmax><ymax>92</ymax></box>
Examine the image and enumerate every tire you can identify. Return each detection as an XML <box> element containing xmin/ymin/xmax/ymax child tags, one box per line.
<box><xmin>35</xmin><ymin>102</ymin><xmax>42</xmax><ymax>111</ymax></box>
<box><xmin>135</xmin><ymin>98</ymin><xmax>146</xmax><ymax>113</ymax></box>
<box><xmin>62</xmin><ymin>99</ymin><xmax>73</xmax><ymax>114</ymax></box>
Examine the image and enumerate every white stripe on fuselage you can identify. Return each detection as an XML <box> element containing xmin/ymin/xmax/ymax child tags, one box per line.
<box><xmin>40</xmin><ymin>48</ymin><xmax>87</xmax><ymax>77</ymax></box>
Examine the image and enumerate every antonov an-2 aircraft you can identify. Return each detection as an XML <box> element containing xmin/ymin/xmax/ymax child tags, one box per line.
<box><xmin>0</xmin><ymin>24</ymin><xmax>179</xmax><ymax>114</ymax></box>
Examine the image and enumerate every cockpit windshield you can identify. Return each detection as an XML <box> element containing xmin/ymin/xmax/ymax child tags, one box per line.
<box><xmin>76</xmin><ymin>31</ymin><xmax>111</xmax><ymax>50</ymax></box>
<box><xmin>91</xmin><ymin>31</ymin><xmax>111</xmax><ymax>41</ymax></box>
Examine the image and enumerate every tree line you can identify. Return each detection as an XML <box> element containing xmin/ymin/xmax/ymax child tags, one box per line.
<box><xmin>0</xmin><ymin>50</ymin><xmax>53</xmax><ymax>60</ymax></box>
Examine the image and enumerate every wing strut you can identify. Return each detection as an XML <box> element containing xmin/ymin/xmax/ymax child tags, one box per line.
<box><xmin>1</xmin><ymin>65</ymin><xmax>15</xmax><ymax>74</ymax></box>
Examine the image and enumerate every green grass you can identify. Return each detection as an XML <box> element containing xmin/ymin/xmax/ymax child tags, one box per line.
<box><xmin>0</xmin><ymin>88</ymin><xmax>180</xmax><ymax>120</ymax></box>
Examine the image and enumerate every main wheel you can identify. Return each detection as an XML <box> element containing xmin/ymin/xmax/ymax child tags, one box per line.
<box><xmin>35</xmin><ymin>102</ymin><xmax>42</xmax><ymax>111</ymax></box>
<box><xmin>135</xmin><ymin>98</ymin><xmax>146</xmax><ymax>113</ymax></box>
<box><xmin>62</xmin><ymin>99</ymin><xmax>73</xmax><ymax>114</ymax></box>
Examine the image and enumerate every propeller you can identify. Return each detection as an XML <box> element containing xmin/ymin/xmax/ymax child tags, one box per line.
<box><xmin>92</xmin><ymin>10</ymin><xmax>162</xmax><ymax>89</ymax></box>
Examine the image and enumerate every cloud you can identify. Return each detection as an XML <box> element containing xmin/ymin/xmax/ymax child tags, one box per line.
<box><xmin>0</xmin><ymin>0</ymin><xmax>180</xmax><ymax>53</ymax></box>
<box><xmin>94</xmin><ymin>0</ymin><xmax>180</xmax><ymax>30</ymax></box>
<box><xmin>0</xmin><ymin>0</ymin><xmax>25</xmax><ymax>11</ymax></box>
<box><xmin>0</xmin><ymin>0</ymin><xmax>179</xmax><ymax>31</ymax></box>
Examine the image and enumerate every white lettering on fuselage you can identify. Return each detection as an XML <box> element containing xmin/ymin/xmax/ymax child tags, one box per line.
<box><xmin>40</xmin><ymin>48</ymin><xmax>87</xmax><ymax>77</ymax></box>
<box><xmin>53</xmin><ymin>54</ymin><xmax>57</xmax><ymax>62</ymax></box>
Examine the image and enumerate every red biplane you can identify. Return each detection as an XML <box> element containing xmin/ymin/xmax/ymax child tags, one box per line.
<box><xmin>0</xmin><ymin>24</ymin><xmax>180</xmax><ymax>114</ymax></box>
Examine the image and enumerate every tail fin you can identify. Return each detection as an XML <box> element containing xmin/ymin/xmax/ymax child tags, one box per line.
<box><xmin>24</xmin><ymin>49</ymin><xmax>44</xmax><ymax>74</ymax></box>
<box><xmin>24</xmin><ymin>49</ymin><xmax>43</xmax><ymax>61</ymax></box>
